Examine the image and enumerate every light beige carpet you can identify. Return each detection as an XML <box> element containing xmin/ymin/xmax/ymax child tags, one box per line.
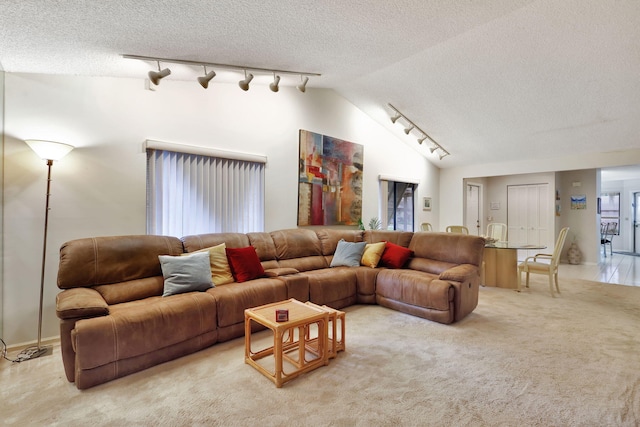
<box><xmin>2</xmin><ymin>276</ymin><xmax>639</xmax><ymax>426</ymax></box>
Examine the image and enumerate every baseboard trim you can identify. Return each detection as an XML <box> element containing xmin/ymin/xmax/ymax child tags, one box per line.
<box><xmin>7</xmin><ymin>336</ymin><xmax>60</xmax><ymax>352</ymax></box>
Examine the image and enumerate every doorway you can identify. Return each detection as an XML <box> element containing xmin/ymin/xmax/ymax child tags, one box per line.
<box><xmin>465</xmin><ymin>183</ymin><xmax>481</xmax><ymax>235</ymax></box>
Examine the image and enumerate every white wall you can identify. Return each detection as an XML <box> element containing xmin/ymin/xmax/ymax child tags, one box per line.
<box><xmin>1</xmin><ymin>73</ymin><xmax>438</xmax><ymax>345</ymax></box>
<box><xmin>0</xmin><ymin>70</ymin><xmax>4</xmax><ymax>337</ymax></box>
<box><xmin>556</xmin><ymin>169</ymin><xmax>599</xmax><ymax>264</ymax></box>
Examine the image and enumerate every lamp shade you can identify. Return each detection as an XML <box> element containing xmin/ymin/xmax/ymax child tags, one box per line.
<box><xmin>25</xmin><ymin>140</ymin><xmax>74</xmax><ymax>161</ymax></box>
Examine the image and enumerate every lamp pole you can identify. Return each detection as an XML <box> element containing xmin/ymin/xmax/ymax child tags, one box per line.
<box><xmin>18</xmin><ymin>140</ymin><xmax>73</xmax><ymax>361</ymax></box>
<box><xmin>35</xmin><ymin>159</ymin><xmax>54</xmax><ymax>355</ymax></box>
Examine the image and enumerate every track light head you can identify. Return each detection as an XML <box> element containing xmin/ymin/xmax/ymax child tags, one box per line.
<box><xmin>439</xmin><ymin>151</ymin><xmax>448</xmax><ymax>160</ymax></box>
<box><xmin>197</xmin><ymin>67</ymin><xmax>216</xmax><ymax>89</ymax></box>
<box><xmin>391</xmin><ymin>113</ymin><xmax>401</xmax><ymax>124</ymax></box>
<box><xmin>404</xmin><ymin>125</ymin><xmax>414</xmax><ymax>135</ymax></box>
<box><xmin>238</xmin><ymin>71</ymin><xmax>254</xmax><ymax>91</ymax></box>
<box><xmin>417</xmin><ymin>135</ymin><xmax>427</xmax><ymax>144</ymax></box>
<box><xmin>429</xmin><ymin>145</ymin><xmax>438</xmax><ymax>153</ymax></box>
<box><xmin>148</xmin><ymin>61</ymin><xmax>171</xmax><ymax>85</ymax></box>
<box><xmin>269</xmin><ymin>74</ymin><xmax>280</xmax><ymax>92</ymax></box>
<box><xmin>297</xmin><ymin>76</ymin><xmax>309</xmax><ymax>93</ymax></box>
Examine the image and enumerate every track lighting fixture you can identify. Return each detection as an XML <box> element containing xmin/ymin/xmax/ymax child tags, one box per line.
<box><xmin>197</xmin><ymin>66</ymin><xmax>216</xmax><ymax>89</ymax></box>
<box><xmin>297</xmin><ymin>76</ymin><xmax>309</xmax><ymax>93</ymax></box>
<box><xmin>148</xmin><ymin>61</ymin><xmax>171</xmax><ymax>85</ymax></box>
<box><xmin>239</xmin><ymin>70</ymin><xmax>254</xmax><ymax>91</ymax></box>
<box><xmin>388</xmin><ymin>103</ymin><xmax>450</xmax><ymax>160</ymax></box>
<box><xmin>269</xmin><ymin>73</ymin><xmax>280</xmax><ymax>92</ymax></box>
<box><xmin>123</xmin><ymin>54</ymin><xmax>320</xmax><ymax>93</ymax></box>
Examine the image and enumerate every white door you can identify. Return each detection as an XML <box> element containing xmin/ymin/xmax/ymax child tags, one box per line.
<box><xmin>465</xmin><ymin>184</ymin><xmax>481</xmax><ymax>235</ymax></box>
<box><xmin>507</xmin><ymin>184</ymin><xmax>551</xmax><ymax>248</ymax></box>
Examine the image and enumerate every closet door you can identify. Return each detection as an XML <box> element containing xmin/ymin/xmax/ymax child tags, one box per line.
<box><xmin>507</xmin><ymin>185</ymin><xmax>529</xmax><ymax>244</ymax></box>
<box><xmin>507</xmin><ymin>184</ymin><xmax>551</xmax><ymax>247</ymax></box>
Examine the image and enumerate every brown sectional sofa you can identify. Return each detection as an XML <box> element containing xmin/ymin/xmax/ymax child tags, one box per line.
<box><xmin>56</xmin><ymin>228</ymin><xmax>484</xmax><ymax>389</ymax></box>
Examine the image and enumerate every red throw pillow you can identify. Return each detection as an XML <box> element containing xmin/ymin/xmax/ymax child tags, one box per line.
<box><xmin>225</xmin><ymin>246</ymin><xmax>265</xmax><ymax>283</ymax></box>
<box><xmin>380</xmin><ymin>242</ymin><xmax>413</xmax><ymax>269</ymax></box>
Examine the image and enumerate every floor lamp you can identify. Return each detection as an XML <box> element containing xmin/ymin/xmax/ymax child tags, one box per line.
<box><xmin>16</xmin><ymin>140</ymin><xmax>74</xmax><ymax>361</ymax></box>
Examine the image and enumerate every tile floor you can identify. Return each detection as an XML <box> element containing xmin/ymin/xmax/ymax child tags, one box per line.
<box><xmin>559</xmin><ymin>252</ymin><xmax>640</xmax><ymax>287</ymax></box>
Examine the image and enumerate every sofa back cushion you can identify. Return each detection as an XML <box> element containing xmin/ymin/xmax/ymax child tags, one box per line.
<box><xmin>58</xmin><ymin>235</ymin><xmax>184</xmax><ymax>290</ymax></box>
<box><xmin>409</xmin><ymin>232</ymin><xmax>484</xmax><ymax>267</ymax></box>
<box><xmin>363</xmin><ymin>230</ymin><xmax>413</xmax><ymax>247</ymax></box>
<box><xmin>93</xmin><ymin>277</ymin><xmax>165</xmax><ymax>305</ymax></box>
<box><xmin>247</xmin><ymin>232</ymin><xmax>279</xmax><ymax>270</ymax></box>
<box><xmin>270</xmin><ymin>229</ymin><xmax>328</xmax><ymax>271</ymax></box>
<box><xmin>181</xmin><ymin>232</ymin><xmax>250</xmax><ymax>252</ymax></box>
<box><xmin>315</xmin><ymin>229</ymin><xmax>364</xmax><ymax>256</ymax></box>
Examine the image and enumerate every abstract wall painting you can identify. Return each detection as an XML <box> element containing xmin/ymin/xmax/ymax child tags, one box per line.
<box><xmin>298</xmin><ymin>130</ymin><xmax>364</xmax><ymax>226</ymax></box>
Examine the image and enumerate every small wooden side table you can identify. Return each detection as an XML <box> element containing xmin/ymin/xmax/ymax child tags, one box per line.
<box><xmin>244</xmin><ymin>299</ymin><xmax>329</xmax><ymax>388</ymax></box>
<box><xmin>304</xmin><ymin>302</ymin><xmax>345</xmax><ymax>359</ymax></box>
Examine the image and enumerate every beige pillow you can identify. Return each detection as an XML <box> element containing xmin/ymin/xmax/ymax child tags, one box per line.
<box><xmin>187</xmin><ymin>243</ymin><xmax>235</xmax><ymax>285</ymax></box>
<box><xmin>360</xmin><ymin>242</ymin><xmax>386</xmax><ymax>268</ymax></box>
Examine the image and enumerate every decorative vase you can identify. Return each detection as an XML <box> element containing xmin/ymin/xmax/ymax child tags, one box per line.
<box><xmin>567</xmin><ymin>242</ymin><xmax>581</xmax><ymax>265</ymax></box>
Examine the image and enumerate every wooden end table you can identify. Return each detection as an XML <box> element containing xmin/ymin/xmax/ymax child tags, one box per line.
<box><xmin>244</xmin><ymin>298</ymin><xmax>329</xmax><ymax>387</ymax></box>
<box><xmin>304</xmin><ymin>302</ymin><xmax>345</xmax><ymax>359</ymax></box>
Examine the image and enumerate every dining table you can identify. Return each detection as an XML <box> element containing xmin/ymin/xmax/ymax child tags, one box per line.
<box><xmin>482</xmin><ymin>241</ymin><xmax>547</xmax><ymax>289</ymax></box>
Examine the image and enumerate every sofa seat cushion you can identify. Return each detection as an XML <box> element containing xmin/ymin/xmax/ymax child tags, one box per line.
<box><xmin>302</xmin><ymin>267</ymin><xmax>358</xmax><ymax>308</ymax></box>
<box><xmin>208</xmin><ymin>278</ymin><xmax>287</xmax><ymax>328</ymax></box>
<box><xmin>376</xmin><ymin>269</ymin><xmax>453</xmax><ymax>311</ymax></box>
<box><xmin>73</xmin><ymin>292</ymin><xmax>217</xmax><ymax>370</ymax></box>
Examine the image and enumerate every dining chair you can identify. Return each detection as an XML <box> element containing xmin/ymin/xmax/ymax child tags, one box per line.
<box><xmin>445</xmin><ymin>225</ymin><xmax>469</xmax><ymax>234</ymax></box>
<box><xmin>486</xmin><ymin>223</ymin><xmax>507</xmax><ymax>241</ymax></box>
<box><xmin>600</xmin><ymin>222</ymin><xmax>616</xmax><ymax>257</ymax></box>
<box><xmin>516</xmin><ymin>227</ymin><xmax>570</xmax><ymax>297</ymax></box>
<box><xmin>420</xmin><ymin>222</ymin><xmax>432</xmax><ymax>231</ymax></box>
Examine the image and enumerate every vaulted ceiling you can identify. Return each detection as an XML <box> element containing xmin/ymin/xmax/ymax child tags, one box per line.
<box><xmin>1</xmin><ymin>0</ymin><xmax>639</xmax><ymax>169</ymax></box>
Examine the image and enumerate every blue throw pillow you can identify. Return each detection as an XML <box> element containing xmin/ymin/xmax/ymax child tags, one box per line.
<box><xmin>159</xmin><ymin>251</ymin><xmax>214</xmax><ymax>297</ymax></box>
<box><xmin>330</xmin><ymin>240</ymin><xmax>367</xmax><ymax>267</ymax></box>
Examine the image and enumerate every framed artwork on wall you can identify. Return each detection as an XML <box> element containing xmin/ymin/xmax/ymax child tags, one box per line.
<box><xmin>423</xmin><ymin>197</ymin><xmax>432</xmax><ymax>211</ymax></box>
<box><xmin>298</xmin><ymin>130</ymin><xmax>364</xmax><ymax>226</ymax></box>
<box><xmin>570</xmin><ymin>194</ymin><xmax>586</xmax><ymax>210</ymax></box>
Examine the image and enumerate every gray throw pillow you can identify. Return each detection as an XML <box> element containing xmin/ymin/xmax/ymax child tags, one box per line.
<box><xmin>159</xmin><ymin>251</ymin><xmax>214</xmax><ymax>297</ymax></box>
<box><xmin>330</xmin><ymin>240</ymin><xmax>367</xmax><ymax>267</ymax></box>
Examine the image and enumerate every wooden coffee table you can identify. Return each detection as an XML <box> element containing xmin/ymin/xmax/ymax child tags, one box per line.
<box><xmin>244</xmin><ymin>298</ymin><xmax>329</xmax><ymax>387</ymax></box>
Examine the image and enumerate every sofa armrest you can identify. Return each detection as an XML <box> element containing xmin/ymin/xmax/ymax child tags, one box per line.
<box><xmin>56</xmin><ymin>288</ymin><xmax>109</xmax><ymax>320</ymax></box>
<box><xmin>439</xmin><ymin>264</ymin><xmax>481</xmax><ymax>322</ymax></box>
<box><xmin>438</xmin><ymin>264</ymin><xmax>479</xmax><ymax>283</ymax></box>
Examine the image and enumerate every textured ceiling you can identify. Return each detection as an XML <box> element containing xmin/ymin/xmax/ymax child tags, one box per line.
<box><xmin>1</xmin><ymin>0</ymin><xmax>639</xmax><ymax>169</ymax></box>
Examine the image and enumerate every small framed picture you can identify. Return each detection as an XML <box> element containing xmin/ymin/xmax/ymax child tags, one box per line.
<box><xmin>276</xmin><ymin>309</ymin><xmax>289</xmax><ymax>322</ymax></box>
<box><xmin>423</xmin><ymin>197</ymin><xmax>432</xmax><ymax>211</ymax></box>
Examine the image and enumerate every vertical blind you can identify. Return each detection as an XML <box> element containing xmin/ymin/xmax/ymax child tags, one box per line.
<box><xmin>147</xmin><ymin>149</ymin><xmax>265</xmax><ymax>236</ymax></box>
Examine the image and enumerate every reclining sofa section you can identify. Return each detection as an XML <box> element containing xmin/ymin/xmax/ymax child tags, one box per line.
<box><xmin>56</xmin><ymin>229</ymin><xmax>484</xmax><ymax>389</ymax></box>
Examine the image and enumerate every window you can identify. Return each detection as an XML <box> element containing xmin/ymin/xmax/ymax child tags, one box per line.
<box><xmin>600</xmin><ymin>192</ymin><xmax>620</xmax><ymax>234</ymax></box>
<box><xmin>146</xmin><ymin>141</ymin><xmax>265</xmax><ymax>236</ymax></box>
<box><xmin>379</xmin><ymin>177</ymin><xmax>416</xmax><ymax>231</ymax></box>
